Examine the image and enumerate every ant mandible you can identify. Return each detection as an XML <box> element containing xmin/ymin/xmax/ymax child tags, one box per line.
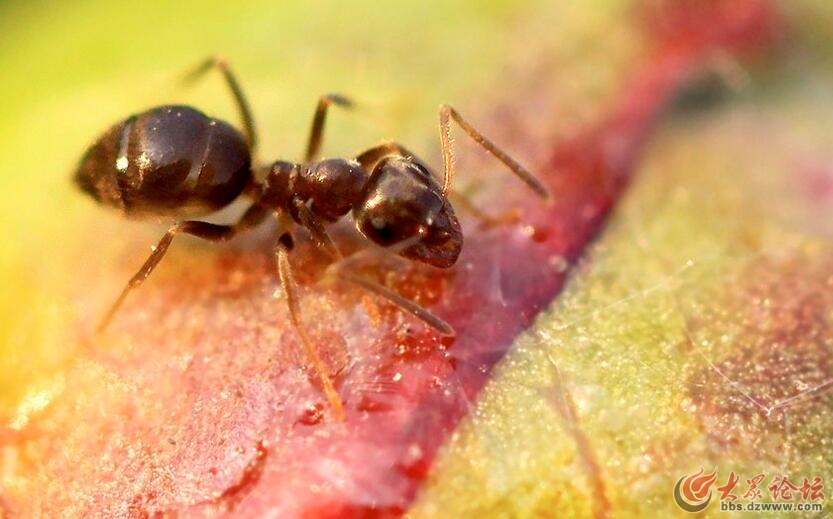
<box><xmin>74</xmin><ymin>56</ymin><xmax>551</xmax><ymax>420</ymax></box>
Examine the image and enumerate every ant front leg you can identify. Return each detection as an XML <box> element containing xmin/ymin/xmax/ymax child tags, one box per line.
<box><xmin>304</xmin><ymin>94</ymin><xmax>353</xmax><ymax>162</ymax></box>
<box><xmin>354</xmin><ymin>141</ymin><xmax>421</xmax><ymax>171</ymax></box>
<box><xmin>289</xmin><ymin>197</ymin><xmax>342</xmax><ymax>260</ymax></box>
<box><xmin>184</xmin><ymin>55</ymin><xmax>258</xmax><ymax>150</ymax></box>
<box><xmin>273</xmin><ymin>207</ymin><xmax>452</xmax><ymax>421</ymax></box>
<box><xmin>275</xmin><ymin>232</ymin><xmax>346</xmax><ymax>421</ymax></box>
<box><xmin>330</xmin><ymin>267</ymin><xmax>455</xmax><ymax>337</ymax></box>
<box><xmin>97</xmin><ymin>203</ymin><xmax>269</xmax><ymax>333</ymax></box>
<box><xmin>284</xmin><ymin>194</ymin><xmax>453</xmax><ymax>335</ymax></box>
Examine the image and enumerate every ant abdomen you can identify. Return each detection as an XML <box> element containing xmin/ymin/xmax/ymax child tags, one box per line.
<box><xmin>75</xmin><ymin>105</ymin><xmax>252</xmax><ymax>219</ymax></box>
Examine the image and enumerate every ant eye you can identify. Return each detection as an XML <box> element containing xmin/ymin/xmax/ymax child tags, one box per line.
<box><xmin>369</xmin><ymin>216</ymin><xmax>398</xmax><ymax>243</ymax></box>
<box><xmin>358</xmin><ymin>201</ymin><xmax>422</xmax><ymax>246</ymax></box>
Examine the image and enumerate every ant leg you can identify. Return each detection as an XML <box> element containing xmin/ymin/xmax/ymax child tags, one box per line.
<box><xmin>287</xmin><ymin>198</ymin><xmax>450</xmax><ymax>335</ymax></box>
<box><xmin>448</xmin><ymin>192</ymin><xmax>521</xmax><ymax>227</ymax></box>
<box><xmin>275</xmin><ymin>233</ymin><xmax>346</xmax><ymax>421</ymax></box>
<box><xmin>289</xmin><ymin>197</ymin><xmax>342</xmax><ymax>260</ymax></box>
<box><xmin>305</xmin><ymin>94</ymin><xmax>353</xmax><ymax>162</ymax></box>
<box><xmin>334</xmin><ymin>269</ymin><xmax>455</xmax><ymax>336</ymax></box>
<box><xmin>97</xmin><ymin>203</ymin><xmax>269</xmax><ymax>333</ymax></box>
<box><xmin>438</xmin><ymin>104</ymin><xmax>552</xmax><ymax>201</ymax></box>
<box><xmin>274</xmin><ymin>210</ymin><xmax>450</xmax><ymax>416</ymax></box>
<box><xmin>321</xmin><ymin>233</ymin><xmax>454</xmax><ymax>337</ymax></box>
<box><xmin>184</xmin><ymin>55</ymin><xmax>257</xmax><ymax>150</ymax></box>
<box><xmin>354</xmin><ymin>141</ymin><xmax>420</xmax><ymax>172</ymax></box>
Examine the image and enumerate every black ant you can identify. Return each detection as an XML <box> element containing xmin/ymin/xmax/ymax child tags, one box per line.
<box><xmin>74</xmin><ymin>56</ymin><xmax>551</xmax><ymax>420</ymax></box>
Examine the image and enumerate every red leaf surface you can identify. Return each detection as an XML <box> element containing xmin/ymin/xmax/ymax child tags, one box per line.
<box><xmin>2</xmin><ymin>1</ymin><xmax>782</xmax><ymax>517</ymax></box>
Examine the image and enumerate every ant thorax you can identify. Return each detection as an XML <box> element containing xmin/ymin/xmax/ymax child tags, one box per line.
<box><xmin>262</xmin><ymin>159</ymin><xmax>365</xmax><ymax>222</ymax></box>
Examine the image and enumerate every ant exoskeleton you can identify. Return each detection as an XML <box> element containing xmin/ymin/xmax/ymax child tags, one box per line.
<box><xmin>74</xmin><ymin>56</ymin><xmax>551</xmax><ymax>420</ymax></box>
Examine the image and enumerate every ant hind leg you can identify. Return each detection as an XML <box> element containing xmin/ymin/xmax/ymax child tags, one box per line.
<box><xmin>184</xmin><ymin>55</ymin><xmax>258</xmax><ymax>150</ymax></box>
<box><xmin>96</xmin><ymin>203</ymin><xmax>268</xmax><ymax>333</ymax></box>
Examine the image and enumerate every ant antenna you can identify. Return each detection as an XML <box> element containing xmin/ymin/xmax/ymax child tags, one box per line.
<box><xmin>438</xmin><ymin>104</ymin><xmax>552</xmax><ymax>201</ymax></box>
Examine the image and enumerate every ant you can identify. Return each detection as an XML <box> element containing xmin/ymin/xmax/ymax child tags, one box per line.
<box><xmin>74</xmin><ymin>56</ymin><xmax>551</xmax><ymax>421</ymax></box>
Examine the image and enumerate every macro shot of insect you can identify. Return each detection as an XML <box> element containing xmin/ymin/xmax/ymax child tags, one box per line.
<box><xmin>6</xmin><ymin>0</ymin><xmax>814</xmax><ymax>515</ymax></box>
<box><xmin>74</xmin><ymin>56</ymin><xmax>552</xmax><ymax>420</ymax></box>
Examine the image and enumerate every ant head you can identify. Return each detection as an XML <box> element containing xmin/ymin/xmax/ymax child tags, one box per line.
<box><xmin>354</xmin><ymin>157</ymin><xmax>462</xmax><ymax>268</ymax></box>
